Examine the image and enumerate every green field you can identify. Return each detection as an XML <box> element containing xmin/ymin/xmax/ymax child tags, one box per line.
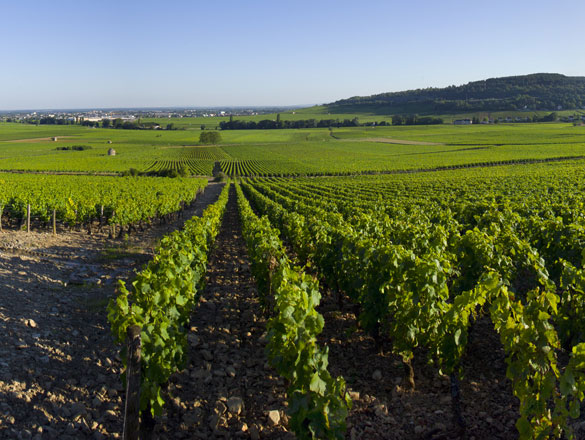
<box><xmin>139</xmin><ymin>107</ymin><xmax>585</xmax><ymax>129</ymax></box>
<box><xmin>1</xmin><ymin>121</ymin><xmax>585</xmax><ymax>176</ymax></box>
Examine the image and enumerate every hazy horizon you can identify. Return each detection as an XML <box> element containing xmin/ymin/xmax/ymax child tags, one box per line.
<box><xmin>1</xmin><ymin>0</ymin><xmax>584</xmax><ymax>110</ymax></box>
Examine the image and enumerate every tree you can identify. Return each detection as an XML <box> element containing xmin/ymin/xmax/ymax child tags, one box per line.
<box><xmin>102</xmin><ymin>119</ymin><xmax>111</xmax><ymax>128</ymax></box>
<box><xmin>392</xmin><ymin>115</ymin><xmax>404</xmax><ymax>126</ymax></box>
<box><xmin>199</xmin><ymin>131</ymin><xmax>221</xmax><ymax>144</ymax></box>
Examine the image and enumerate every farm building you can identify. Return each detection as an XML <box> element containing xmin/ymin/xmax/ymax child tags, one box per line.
<box><xmin>453</xmin><ymin>119</ymin><xmax>472</xmax><ymax>125</ymax></box>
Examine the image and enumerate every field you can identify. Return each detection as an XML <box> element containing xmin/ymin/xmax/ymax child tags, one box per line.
<box><xmin>2</xmin><ymin>119</ymin><xmax>585</xmax><ymax>439</ymax></box>
<box><xmin>1</xmin><ymin>121</ymin><xmax>585</xmax><ymax>176</ymax></box>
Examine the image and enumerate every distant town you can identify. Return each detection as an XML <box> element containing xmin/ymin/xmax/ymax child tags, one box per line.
<box><xmin>0</xmin><ymin>107</ymin><xmax>302</xmax><ymax>124</ymax></box>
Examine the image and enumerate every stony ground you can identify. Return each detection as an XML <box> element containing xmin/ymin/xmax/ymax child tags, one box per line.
<box><xmin>1</xmin><ymin>181</ymin><xmax>584</xmax><ymax>440</ymax></box>
<box><xmin>155</xmin><ymin>186</ymin><xmax>293</xmax><ymax>439</ymax></box>
<box><xmin>0</xmin><ymin>183</ymin><xmax>224</xmax><ymax>440</ymax></box>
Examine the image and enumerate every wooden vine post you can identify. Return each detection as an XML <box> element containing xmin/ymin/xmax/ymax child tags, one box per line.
<box><xmin>52</xmin><ymin>209</ymin><xmax>57</xmax><ymax>235</ymax></box>
<box><xmin>27</xmin><ymin>204</ymin><xmax>31</xmax><ymax>233</ymax></box>
<box><xmin>123</xmin><ymin>325</ymin><xmax>142</xmax><ymax>440</ymax></box>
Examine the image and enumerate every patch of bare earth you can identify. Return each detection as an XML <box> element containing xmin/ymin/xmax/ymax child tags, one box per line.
<box><xmin>316</xmin><ymin>294</ymin><xmax>519</xmax><ymax>440</ymax></box>
<box><xmin>1</xmin><ymin>137</ymin><xmax>79</xmax><ymax>143</ymax></box>
<box><xmin>358</xmin><ymin>138</ymin><xmax>443</xmax><ymax>146</ymax></box>
<box><xmin>157</xmin><ymin>186</ymin><xmax>292</xmax><ymax>439</ymax></box>
<box><xmin>0</xmin><ymin>183</ymin><xmax>223</xmax><ymax>439</ymax></box>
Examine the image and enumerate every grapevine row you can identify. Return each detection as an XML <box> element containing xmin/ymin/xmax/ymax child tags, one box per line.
<box><xmin>107</xmin><ymin>183</ymin><xmax>229</xmax><ymax>416</ymax></box>
<box><xmin>235</xmin><ymin>182</ymin><xmax>351</xmax><ymax>439</ymax></box>
<box><xmin>0</xmin><ymin>173</ymin><xmax>207</xmax><ymax>231</ymax></box>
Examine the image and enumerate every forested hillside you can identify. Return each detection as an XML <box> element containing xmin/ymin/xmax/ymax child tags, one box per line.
<box><xmin>325</xmin><ymin>73</ymin><xmax>585</xmax><ymax>114</ymax></box>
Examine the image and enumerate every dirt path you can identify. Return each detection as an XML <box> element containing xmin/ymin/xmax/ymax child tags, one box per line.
<box><xmin>156</xmin><ymin>185</ymin><xmax>292</xmax><ymax>439</ymax></box>
<box><xmin>0</xmin><ymin>182</ymin><xmax>224</xmax><ymax>439</ymax></box>
<box><xmin>1</xmin><ymin>137</ymin><xmax>78</xmax><ymax>143</ymax></box>
<box><xmin>356</xmin><ymin>138</ymin><xmax>443</xmax><ymax>146</ymax></box>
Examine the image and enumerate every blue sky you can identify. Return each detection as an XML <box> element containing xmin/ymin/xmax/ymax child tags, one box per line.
<box><xmin>1</xmin><ymin>0</ymin><xmax>584</xmax><ymax>110</ymax></box>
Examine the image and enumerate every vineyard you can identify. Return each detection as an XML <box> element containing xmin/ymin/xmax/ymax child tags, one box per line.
<box><xmin>0</xmin><ymin>173</ymin><xmax>207</xmax><ymax>233</ymax></box>
<box><xmin>3</xmin><ymin>120</ymin><xmax>585</xmax><ymax>439</ymax></box>
<box><xmin>1</xmin><ymin>122</ymin><xmax>585</xmax><ymax>177</ymax></box>
<box><xmin>234</xmin><ymin>164</ymin><xmax>585</xmax><ymax>438</ymax></box>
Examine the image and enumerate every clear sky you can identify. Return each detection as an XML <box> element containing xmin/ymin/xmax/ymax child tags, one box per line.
<box><xmin>1</xmin><ymin>0</ymin><xmax>584</xmax><ymax>110</ymax></box>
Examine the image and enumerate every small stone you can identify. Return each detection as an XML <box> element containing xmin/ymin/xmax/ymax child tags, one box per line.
<box><xmin>372</xmin><ymin>370</ymin><xmax>382</xmax><ymax>381</ymax></box>
<box><xmin>227</xmin><ymin>397</ymin><xmax>243</xmax><ymax>415</ymax></box>
<box><xmin>104</xmin><ymin>409</ymin><xmax>117</xmax><ymax>421</ymax></box>
<box><xmin>349</xmin><ymin>391</ymin><xmax>360</xmax><ymax>401</ymax></box>
<box><xmin>70</xmin><ymin>402</ymin><xmax>87</xmax><ymax>416</ymax></box>
<box><xmin>214</xmin><ymin>400</ymin><xmax>227</xmax><ymax>415</ymax></box>
<box><xmin>374</xmin><ymin>404</ymin><xmax>388</xmax><ymax>417</ymax></box>
<box><xmin>200</xmin><ymin>349</ymin><xmax>213</xmax><ymax>361</ymax></box>
<box><xmin>414</xmin><ymin>425</ymin><xmax>425</xmax><ymax>435</ymax></box>
<box><xmin>225</xmin><ymin>366</ymin><xmax>236</xmax><ymax>377</ymax></box>
<box><xmin>434</xmin><ymin>422</ymin><xmax>446</xmax><ymax>431</ymax></box>
<box><xmin>188</xmin><ymin>334</ymin><xmax>200</xmax><ymax>346</ymax></box>
<box><xmin>267</xmin><ymin>409</ymin><xmax>280</xmax><ymax>426</ymax></box>
<box><xmin>249</xmin><ymin>425</ymin><xmax>260</xmax><ymax>440</ymax></box>
<box><xmin>208</xmin><ymin>413</ymin><xmax>220</xmax><ymax>430</ymax></box>
<box><xmin>26</xmin><ymin>319</ymin><xmax>38</xmax><ymax>328</ymax></box>
<box><xmin>182</xmin><ymin>411</ymin><xmax>199</xmax><ymax>425</ymax></box>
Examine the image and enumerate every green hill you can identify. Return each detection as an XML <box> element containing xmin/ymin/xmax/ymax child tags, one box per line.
<box><xmin>323</xmin><ymin>73</ymin><xmax>585</xmax><ymax>115</ymax></box>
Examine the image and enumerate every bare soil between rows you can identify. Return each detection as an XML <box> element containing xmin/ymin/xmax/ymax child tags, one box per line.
<box><xmin>0</xmin><ymin>183</ymin><xmax>224</xmax><ymax>439</ymax></box>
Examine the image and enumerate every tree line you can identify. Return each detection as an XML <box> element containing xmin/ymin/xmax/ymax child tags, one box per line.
<box><xmin>20</xmin><ymin>117</ymin><xmax>177</xmax><ymax>130</ymax></box>
<box><xmin>391</xmin><ymin>115</ymin><xmax>443</xmax><ymax>125</ymax></box>
<box><xmin>219</xmin><ymin>115</ymin><xmax>390</xmax><ymax>130</ymax></box>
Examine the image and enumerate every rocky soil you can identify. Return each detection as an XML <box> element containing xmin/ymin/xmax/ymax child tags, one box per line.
<box><xmin>0</xmin><ymin>183</ymin><xmax>224</xmax><ymax>439</ymax></box>
<box><xmin>155</xmin><ymin>185</ymin><xmax>293</xmax><ymax>439</ymax></box>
